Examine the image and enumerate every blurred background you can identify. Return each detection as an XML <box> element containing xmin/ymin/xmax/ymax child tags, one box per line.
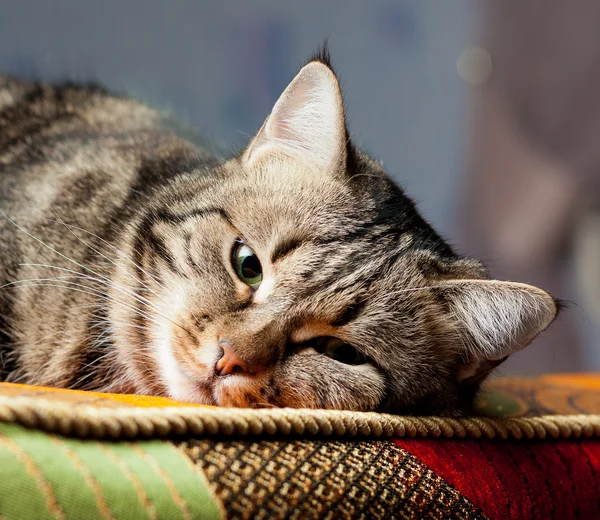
<box><xmin>1</xmin><ymin>0</ymin><xmax>599</xmax><ymax>374</ymax></box>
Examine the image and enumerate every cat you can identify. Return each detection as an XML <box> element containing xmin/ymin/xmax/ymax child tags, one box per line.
<box><xmin>0</xmin><ymin>49</ymin><xmax>559</xmax><ymax>415</ymax></box>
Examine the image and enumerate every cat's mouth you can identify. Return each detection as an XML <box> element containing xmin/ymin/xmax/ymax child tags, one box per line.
<box><xmin>154</xmin><ymin>317</ymin><xmax>280</xmax><ymax>407</ymax></box>
<box><xmin>165</xmin><ymin>348</ymin><xmax>273</xmax><ymax>408</ymax></box>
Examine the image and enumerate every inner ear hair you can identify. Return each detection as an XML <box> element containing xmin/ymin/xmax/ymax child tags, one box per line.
<box><xmin>437</xmin><ymin>279</ymin><xmax>559</xmax><ymax>384</ymax></box>
<box><xmin>242</xmin><ymin>54</ymin><xmax>348</xmax><ymax>174</ymax></box>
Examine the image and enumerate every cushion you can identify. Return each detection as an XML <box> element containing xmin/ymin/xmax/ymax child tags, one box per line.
<box><xmin>0</xmin><ymin>375</ymin><xmax>599</xmax><ymax>519</ymax></box>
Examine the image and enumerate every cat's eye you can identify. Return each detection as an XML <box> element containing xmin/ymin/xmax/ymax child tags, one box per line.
<box><xmin>231</xmin><ymin>241</ymin><xmax>263</xmax><ymax>289</ymax></box>
<box><xmin>316</xmin><ymin>337</ymin><xmax>368</xmax><ymax>365</ymax></box>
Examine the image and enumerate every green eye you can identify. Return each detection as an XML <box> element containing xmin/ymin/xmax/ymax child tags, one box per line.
<box><xmin>232</xmin><ymin>241</ymin><xmax>263</xmax><ymax>289</ymax></box>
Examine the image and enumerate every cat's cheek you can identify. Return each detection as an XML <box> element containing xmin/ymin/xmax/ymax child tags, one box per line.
<box><xmin>145</xmin><ymin>310</ymin><xmax>211</xmax><ymax>404</ymax></box>
<box><xmin>274</xmin><ymin>353</ymin><xmax>386</xmax><ymax>411</ymax></box>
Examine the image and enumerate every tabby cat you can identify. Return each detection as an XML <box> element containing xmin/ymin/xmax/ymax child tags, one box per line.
<box><xmin>0</xmin><ymin>51</ymin><xmax>558</xmax><ymax>415</ymax></box>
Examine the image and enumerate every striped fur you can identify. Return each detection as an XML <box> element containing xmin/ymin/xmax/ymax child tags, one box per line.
<box><xmin>0</xmin><ymin>54</ymin><xmax>558</xmax><ymax>415</ymax></box>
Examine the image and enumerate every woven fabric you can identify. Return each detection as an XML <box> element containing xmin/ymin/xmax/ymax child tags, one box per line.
<box><xmin>181</xmin><ymin>438</ymin><xmax>486</xmax><ymax>519</ymax></box>
<box><xmin>0</xmin><ymin>423</ymin><xmax>221</xmax><ymax>520</ymax></box>
<box><xmin>1</xmin><ymin>375</ymin><xmax>600</xmax><ymax>519</ymax></box>
<box><xmin>1</xmin><ymin>375</ymin><xmax>599</xmax><ymax>441</ymax></box>
<box><xmin>396</xmin><ymin>438</ymin><xmax>600</xmax><ymax>519</ymax></box>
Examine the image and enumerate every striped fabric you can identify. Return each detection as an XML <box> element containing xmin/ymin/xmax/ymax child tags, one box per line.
<box><xmin>0</xmin><ymin>423</ymin><xmax>220</xmax><ymax>520</ymax></box>
<box><xmin>0</xmin><ymin>375</ymin><xmax>599</xmax><ymax>519</ymax></box>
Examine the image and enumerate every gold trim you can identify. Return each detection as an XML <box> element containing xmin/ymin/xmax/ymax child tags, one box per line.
<box><xmin>0</xmin><ymin>395</ymin><xmax>599</xmax><ymax>441</ymax></box>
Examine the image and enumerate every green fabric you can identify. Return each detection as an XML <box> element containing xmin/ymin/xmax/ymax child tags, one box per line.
<box><xmin>0</xmin><ymin>423</ymin><xmax>221</xmax><ymax>520</ymax></box>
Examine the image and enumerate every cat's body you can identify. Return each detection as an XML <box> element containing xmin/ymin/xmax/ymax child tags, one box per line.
<box><xmin>0</xmin><ymin>53</ymin><xmax>558</xmax><ymax>415</ymax></box>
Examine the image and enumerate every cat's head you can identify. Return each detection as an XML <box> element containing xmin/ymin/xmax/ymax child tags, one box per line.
<box><xmin>117</xmin><ymin>51</ymin><xmax>558</xmax><ymax>415</ymax></box>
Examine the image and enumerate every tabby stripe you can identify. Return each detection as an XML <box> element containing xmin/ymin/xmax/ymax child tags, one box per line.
<box><xmin>155</xmin><ymin>207</ymin><xmax>232</xmax><ymax>227</ymax></box>
<box><xmin>0</xmin><ymin>322</ymin><xmax>15</xmax><ymax>379</ymax></box>
<box><xmin>317</xmin><ymin>223</ymin><xmax>406</xmax><ymax>246</ymax></box>
<box><xmin>129</xmin><ymin>226</ymin><xmax>157</xmax><ymax>388</ymax></box>
<box><xmin>0</xmin><ymin>85</ymin><xmax>83</xmax><ymax>152</ymax></box>
<box><xmin>331</xmin><ymin>299</ymin><xmax>367</xmax><ymax>327</ymax></box>
<box><xmin>183</xmin><ymin>231</ymin><xmax>200</xmax><ymax>271</ymax></box>
<box><xmin>316</xmin><ymin>245</ymin><xmax>408</xmax><ymax>296</ymax></box>
<box><xmin>151</xmin><ymin>207</ymin><xmax>235</xmax><ymax>274</ymax></box>
<box><xmin>69</xmin><ymin>307</ymin><xmax>112</xmax><ymax>390</ymax></box>
<box><xmin>271</xmin><ymin>236</ymin><xmax>304</xmax><ymax>263</ymax></box>
<box><xmin>135</xmin><ymin>213</ymin><xmax>181</xmax><ymax>276</ymax></box>
<box><xmin>147</xmin><ymin>233</ymin><xmax>180</xmax><ymax>275</ymax></box>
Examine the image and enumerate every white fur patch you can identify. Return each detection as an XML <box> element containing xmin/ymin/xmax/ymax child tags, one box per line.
<box><xmin>150</xmin><ymin>287</ymin><xmax>211</xmax><ymax>403</ymax></box>
<box><xmin>252</xmin><ymin>274</ymin><xmax>275</xmax><ymax>304</ymax></box>
<box><xmin>153</xmin><ymin>317</ymin><xmax>187</xmax><ymax>397</ymax></box>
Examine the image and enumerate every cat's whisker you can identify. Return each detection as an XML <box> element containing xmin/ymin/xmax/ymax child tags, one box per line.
<box><xmin>0</xmin><ymin>210</ymin><xmax>117</xmax><ymax>284</ymax></box>
<box><xmin>59</xmin><ymin>220</ymin><xmax>167</xmax><ymax>293</ymax></box>
<box><xmin>1</xmin><ymin>211</ymin><xmax>179</xmax><ymax>327</ymax></box>
<box><xmin>19</xmin><ymin>264</ymin><xmax>160</xmax><ymax>311</ymax></box>
<box><xmin>45</xmin><ymin>212</ymin><xmax>169</xmax><ymax>304</ymax></box>
<box><xmin>4</xmin><ymin>280</ymin><xmax>165</xmax><ymax>329</ymax></box>
<box><xmin>88</xmin><ymin>314</ymin><xmax>150</xmax><ymax>333</ymax></box>
<box><xmin>77</xmin><ymin>353</ymin><xmax>114</xmax><ymax>375</ymax></box>
<box><xmin>382</xmin><ymin>284</ymin><xmax>459</xmax><ymax>298</ymax></box>
<box><xmin>69</xmin><ymin>368</ymin><xmax>106</xmax><ymax>389</ymax></box>
<box><xmin>16</xmin><ymin>264</ymin><xmax>188</xmax><ymax>333</ymax></box>
<box><xmin>18</xmin><ymin>330</ymin><xmax>65</xmax><ymax>349</ymax></box>
<box><xmin>22</xmin><ymin>263</ymin><xmax>190</xmax><ymax>334</ymax></box>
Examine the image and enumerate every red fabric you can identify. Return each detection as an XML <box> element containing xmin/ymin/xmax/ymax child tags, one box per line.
<box><xmin>396</xmin><ymin>438</ymin><xmax>600</xmax><ymax>519</ymax></box>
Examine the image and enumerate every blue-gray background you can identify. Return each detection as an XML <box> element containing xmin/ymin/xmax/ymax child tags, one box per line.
<box><xmin>0</xmin><ymin>1</ymin><xmax>470</xmax><ymax>239</ymax></box>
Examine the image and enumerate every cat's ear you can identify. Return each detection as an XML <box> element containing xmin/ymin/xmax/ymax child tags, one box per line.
<box><xmin>441</xmin><ymin>280</ymin><xmax>559</xmax><ymax>384</ymax></box>
<box><xmin>243</xmin><ymin>60</ymin><xmax>347</xmax><ymax>173</ymax></box>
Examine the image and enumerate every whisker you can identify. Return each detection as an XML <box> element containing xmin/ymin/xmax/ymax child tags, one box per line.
<box><xmin>2</xmin><ymin>210</ymin><xmax>191</xmax><ymax>335</ymax></box>
<box><xmin>3</xmin><ymin>281</ymin><xmax>164</xmax><ymax>328</ymax></box>
<box><xmin>2</xmin><ymin>210</ymin><xmax>171</xmax><ymax>321</ymax></box>
<box><xmin>0</xmin><ymin>209</ymin><xmax>114</xmax><ymax>283</ymax></box>
<box><xmin>16</xmin><ymin>264</ymin><xmax>188</xmax><ymax>334</ymax></box>
<box><xmin>18</xmin><ymin>264</ymin><xmax>162</xmax><ymax>315</ymax></box>
<box><xmin>46</xmin><ymin>211</ymin><xmax>169</xmax><ymax>303</ymax></box>
<box><xmin>383</xmin><ymin>284</ymin><xmax>460</xmax><ymax>298</ymax></box>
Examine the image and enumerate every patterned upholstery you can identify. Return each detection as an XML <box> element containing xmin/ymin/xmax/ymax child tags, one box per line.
<box><xmin>0</xmin><ymin>375</ymin><xmax>599</xmax><ymax>519</ymax></box>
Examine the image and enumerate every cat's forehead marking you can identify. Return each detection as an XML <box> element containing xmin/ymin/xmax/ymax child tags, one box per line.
<box><xmin>270</xmin><ymin>235</ymin><xmax>305</xmax><ymax>263</ymax></box>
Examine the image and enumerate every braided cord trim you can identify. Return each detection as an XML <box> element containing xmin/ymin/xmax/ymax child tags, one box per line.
<box><xmin>0</xmin><ymin>396</ymin><xmax>598</xmax><ymax>441</ymax></box>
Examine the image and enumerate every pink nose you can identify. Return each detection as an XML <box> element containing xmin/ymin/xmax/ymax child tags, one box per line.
<box><xmin>215</xmin><ymin>345</ymin><xmax>249</xmax><ymax>376</ymax></box>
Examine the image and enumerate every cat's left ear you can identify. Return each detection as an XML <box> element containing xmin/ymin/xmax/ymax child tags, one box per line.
<box><xmin>440</xmin><ymin>280</ymin><xmax>559</xmax><ymax>384</ymax></box>
<box><xmin>243</xmin><ymin>59</ymin><xmax>347</xmax><ymax>173</ymax></box>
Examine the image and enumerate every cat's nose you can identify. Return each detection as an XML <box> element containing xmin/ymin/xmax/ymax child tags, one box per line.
<box><xmin>215</xmin><ymin>342</ymin><xmax>249</xmax><ymax>376</ymax></box>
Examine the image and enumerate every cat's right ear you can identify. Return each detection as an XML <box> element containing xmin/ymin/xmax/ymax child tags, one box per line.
<box><xmin>242</xmin><ymin>61</ymin><xmax>347</xmax><ymax>173</ymax></box>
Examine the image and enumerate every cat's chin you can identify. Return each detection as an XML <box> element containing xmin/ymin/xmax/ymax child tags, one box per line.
<box><xmin>212</xmin><ymin>373</ymin><xmax>273</xmax><ymax>408</ymax></box>
<box><xmin>157</xmin><ymin>358</ymin><xmax>214</xmax><ymax>404</ymax></box>
<box><xmin>164</xmin><ymin>370</ymin><xmax>269</xmax><ymax>408</ymax></box>
<box><xmin>164</xmin><ymin>358</ymin><xmax>273</xmax><ymax>408</ymax></box>
<box><xmin>169</xmin><ymin>368</ymin><xmax>272</xmax><ymax>408</ymax></box>
<box><xmin>154</xmin><ymin>341</ymin><xmax>262</xmax><ymax>407</ymax></box>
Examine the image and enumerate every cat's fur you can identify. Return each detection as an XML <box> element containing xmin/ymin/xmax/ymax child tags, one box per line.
<box><xmin>0</xmin><ymin>51</ymin><xmax>558</xmax><ymax>415</ymax></box>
